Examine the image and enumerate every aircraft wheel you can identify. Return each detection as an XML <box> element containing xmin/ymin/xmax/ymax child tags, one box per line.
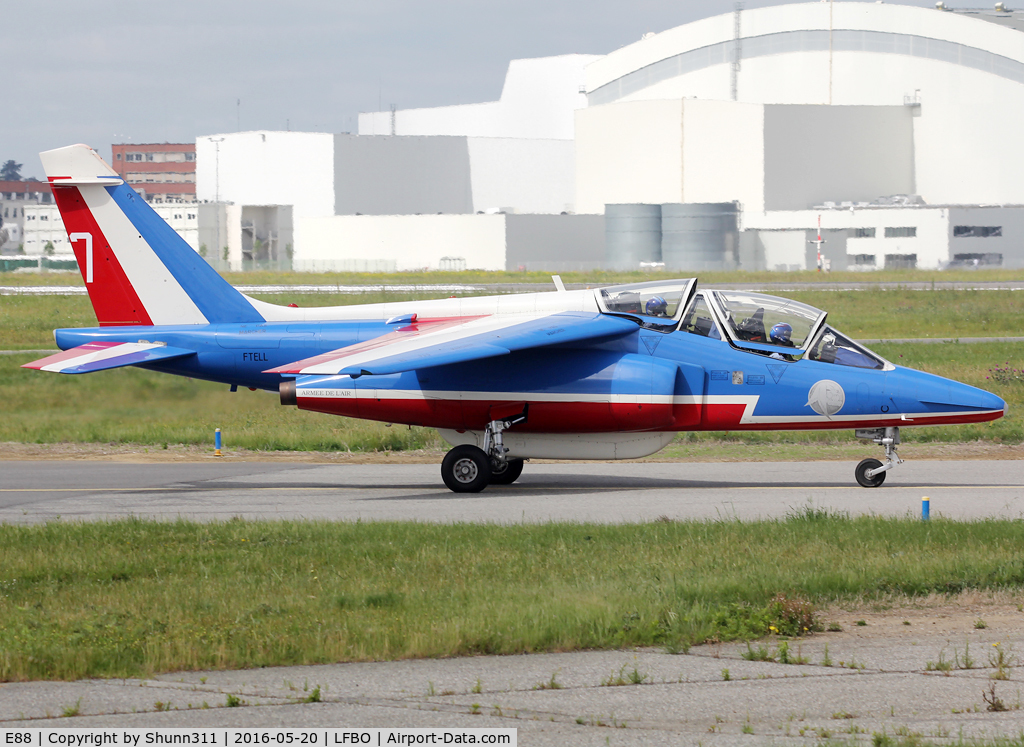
<box><xmin>855</xmin><ymin>458</ymin><xmax>886</xmax><ymax>488</ymax></box>
<box><xmin>441</xmin><ymin>445</ymin><xmax>491</xmax><ymax>493</ymax></box>
<box><xmin>489</xmin><ymin>458</ymin><xmax>524</xmax><ymax>485</ymax></box>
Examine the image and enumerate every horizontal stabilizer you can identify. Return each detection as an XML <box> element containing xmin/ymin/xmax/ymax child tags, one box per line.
<box><xmin>267</xmin><ymin>312</ymin><xmax>638</xmax><ymax>377</ymax></box>
<box><xmin>22</xmin><ymin>341</ymin><xmax>195</xmax><ymax>374</ymax></box>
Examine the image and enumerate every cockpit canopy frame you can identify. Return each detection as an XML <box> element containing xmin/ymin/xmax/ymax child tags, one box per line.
<box><xmin>705</xmin><ymin>290</ymin><xmax>827</xmax><ymax>354</ymax></box>
<box><xmin>594</xmin><ymin>278</ymin><xmax>697</xmax><ymax>331</ymax></box>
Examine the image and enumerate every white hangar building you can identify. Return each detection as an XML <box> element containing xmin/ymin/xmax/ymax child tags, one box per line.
<box><xmin>576</xmin><ymin>1</ymin><xmax>1024</xmax><ymax>271</ymax></box>
<box><xmin>196</xmin><ymin>3</ymin><xmax>1024</xmax><ymax>272</ymax></box>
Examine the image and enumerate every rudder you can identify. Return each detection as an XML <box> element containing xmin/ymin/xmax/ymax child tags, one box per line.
<box><xmin>41</xmin><ymin>144</ymin><xmax>263</xmax><ymax>327</ymax></box>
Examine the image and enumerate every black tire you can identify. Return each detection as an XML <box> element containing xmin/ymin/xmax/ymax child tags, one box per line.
<box><xmin>489</xmin><ymin>458</ymin><xmax>525</xmax><ymax>485</ymax></box>
<box><xmin>855</xmin><ymin>458</ymin><xmax>886</xmax><ymax>488</ymax></box>
<box><xmin>441</xmin><ymin>446</ymin><xmax>491</xmax><ymax>493</ymax></box>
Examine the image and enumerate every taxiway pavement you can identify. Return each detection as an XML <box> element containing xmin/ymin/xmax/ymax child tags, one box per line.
<box><xmin>4</xmin><ymin>458</ymin><xmax>1024</xmax><ymax>741</ymax></box>
<box><xmin>6</xmin><ymin>613</ymin><xmax>1024</xmax><ymax>744</ymax></box>
<box><xmin>0</xmin><ymin>459</ymin><xmax>1022</xmax><ymax>525</ymax></box>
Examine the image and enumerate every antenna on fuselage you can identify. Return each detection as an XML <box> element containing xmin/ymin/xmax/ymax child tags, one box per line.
<box><xmin>552</xmin><ymin>275</ymin><xmax>567</xmax><ymax>292</ymax></box>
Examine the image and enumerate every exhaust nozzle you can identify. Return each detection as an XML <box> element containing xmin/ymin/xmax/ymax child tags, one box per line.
<box><xmin>279</xmin><ymin>379</ymin><xmax>297</xmax><ymax>406</ymax></box>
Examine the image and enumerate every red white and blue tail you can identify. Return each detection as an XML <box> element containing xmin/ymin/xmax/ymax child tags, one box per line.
<box><xmin>41</xmin><ymin>144</ymin><xmax>264</xmax><ymax>327</ymax></box>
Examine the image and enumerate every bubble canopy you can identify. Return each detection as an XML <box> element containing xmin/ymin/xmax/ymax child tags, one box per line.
<box><xmin>596</xmin><ymin>279</ymin><xmax>696</xmax><ymax>322</ymax></box>
<box><xmin>708</xmin><ymin>290</ymin><xmax>826</xmax><ymax>349</ymax></box>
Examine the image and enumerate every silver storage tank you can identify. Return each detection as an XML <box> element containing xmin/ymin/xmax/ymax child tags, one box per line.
<box><xmin>604</xmin><ymin>204</ymin><xmax>661</xmax><ymax>270</ymax></box>
<box><xmin>661</xmin><ymin>202</ymin><xmax>739</xmax><ymax>271</ymax></box>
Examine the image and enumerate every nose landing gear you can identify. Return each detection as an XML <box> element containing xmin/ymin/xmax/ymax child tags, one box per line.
<box><xmin>854</xmin><ymin>427</ymin><xmax>903</xmax><ymax>488</ymax></box>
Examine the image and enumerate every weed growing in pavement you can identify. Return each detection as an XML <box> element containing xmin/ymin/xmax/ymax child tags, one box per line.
<box><xmin>926</xmin><ymin>649</ymin><xmax>953</xmax><ymax>674</ymax></box>
<box><xmin>601</xmin><ymin>665</ymin><xmax>649</xmax><ymax>687</ymax></box>
<box><xmin>533</xmin><ymin>671</ymin><xmax>562</xmax><ymax>690</ymax></box>
<box><xmin>990</xmin><ymin>643</ymin><xmax>1015</xmax><ymax>680</ymax></box>
<box><xmin>955</xmin><ymin>639</ymin><xmax>976</xmax><ymax>670</ymax></box>
<box><xmin>983</xmin><ymin>682</ymin><xmax>1009</xmax><ymax>712</ymax></box>
<box><xmin>61</xmin><ymin>699</ymin><xmax>82</xmax><ymax>718</ymax></box>
<box><xmin>821</xmin><ymin>644</ymin><xmax>833</xmax><ymax>667</ymax></box>
<box><xmin>742</xmin><ymin>643</ymin><xmax>775</xmax><ymax>662</ymax></box>
<box><xmin>776</xmin><ymin>640</ymin><xmax>808</xmax><ymax>665</ymax></box>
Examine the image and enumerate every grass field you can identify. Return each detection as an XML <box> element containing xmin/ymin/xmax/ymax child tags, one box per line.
<box><xmin>4</xmin><ymin>288</ymin><xmax>1024</xmax><ymax>351</ymax></box>
<box><xmin>2</xmin><ymin>511</ymin><xmax>1024</xmax><ymax>681</ymax></box>
<box><xmin>4</xmin><ymin>267</ymin><xmax>1024</xmax><ymax>287</ymax></box>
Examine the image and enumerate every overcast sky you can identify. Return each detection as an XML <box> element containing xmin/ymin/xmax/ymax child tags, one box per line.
<box><xmin>6</xmin><ymin>0</ymin><xmax>939</xmax><ymax>179</ymax></box>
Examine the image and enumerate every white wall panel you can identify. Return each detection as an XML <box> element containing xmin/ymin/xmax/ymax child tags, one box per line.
<box><xmin>575</xmin><ymin>99</ymin><xmax>685</xmax><ymax>214</ymax></box>
<box><xmin>296</xmin><ymin>214</ymin><xmax>506</xmax><ymax>271</ymax></box>
<box><xmin>360</xmin><ymin>55</ymin><xmax>600</xmax><ymax>141</ymax></box>
<box><xmin>467</xmin><ymin>138</ymin><xmax>576</xmax><ymax>214</ymax></box>
<box><xmin>682</xmin><ymin>99</ymin><xmax>765</xmax><ymax>212</ymax></box>
<box><xmin>195</xmin><ymin>132</ymin><xmax>335</xmax><ymax>219</ymax></box>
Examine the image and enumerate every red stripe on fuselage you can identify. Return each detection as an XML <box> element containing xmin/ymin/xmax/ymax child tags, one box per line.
<box><xmin>51</xmin><ymin>185</ymin><xmax>152</xmax><ymax>326</ymax></box>
<box><xmin>296</xmin><ymin>396</ymin><xmax>1003</xmax><ymax>433</ymax></box>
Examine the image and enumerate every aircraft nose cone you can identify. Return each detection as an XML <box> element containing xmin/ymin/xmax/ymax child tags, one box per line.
<box><xmin>944</xmin><ymin>379</ymin><xmax>1007</xmax><ymax>413</ymax></box>
<box><xmin>912</xmin><ymin>370</ymin><xmax>1007</xmax><ymax>415</ymax></box>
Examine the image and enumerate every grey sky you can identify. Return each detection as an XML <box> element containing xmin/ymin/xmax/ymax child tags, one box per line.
<box><xmin>6</xmin><ymin>1</ymin><xmax>939</xmax><ymax>180</ymax></box>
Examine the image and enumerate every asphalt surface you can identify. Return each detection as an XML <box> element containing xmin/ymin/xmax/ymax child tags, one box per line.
<box><xmin>1</xmin><ymin>459</ymin><xmax>1023</xmax><ymax>524</ymax></box>
<box><xmin>4</xmin><ymin>458</ymin><xmax>1024</xmax><ymax>741</ymax></box>
<box><xmin>6</xmin><ymin>616</ymin><xmax>1024</xmax><ymax>743</ymax></box>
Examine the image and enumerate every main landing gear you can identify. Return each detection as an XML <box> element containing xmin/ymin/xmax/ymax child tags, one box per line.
<box><xmin>440</xmin><ymin>414</ymin><xmax>527</xmax><ymax>493</ymax></box>
<box><xmin>854</xmin><ymin>427</ymin><xmax>903</xmax><ymax>488</ymax></box>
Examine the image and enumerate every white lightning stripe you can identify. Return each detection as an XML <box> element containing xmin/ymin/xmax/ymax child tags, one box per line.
<box><xmin>294</xmin><ymin>388</ymin><xmax>1002</xmax><ymax>424</ymax></box>
<box><xmin>297</xmin><ymin>314</ymin><xmax>555</xmax><ymax>374</ymax></box>
<box><xmin>247</xmin><ymin>288</ymin><xmax>601</xmax><ymax>323</ymax></box>
<box><xmin>296</xmin><ymin>388</ymin><xmax>681</xmax><ymax>404</ymax></box>
<box><xmin>39</xmin><ymin>342</ymin><xmax>164</xmax><ymax>372</ymax></box>
<box><xmin>78</xmin><ymin>186</ymin><xmax>208</xmax><ymax>325</ymax></box>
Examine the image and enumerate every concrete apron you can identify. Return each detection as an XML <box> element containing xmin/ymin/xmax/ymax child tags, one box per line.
<box><xmin>4</xmin><ymin>607</ymin><xmax>1024</xmax><ymax>745</ymax></box>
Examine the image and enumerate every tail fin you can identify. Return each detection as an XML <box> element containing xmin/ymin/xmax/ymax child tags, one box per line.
<box><xmin>41</xmin><ymin>144</ymin><xmax>263</xmax><ymax>327</ymax></box>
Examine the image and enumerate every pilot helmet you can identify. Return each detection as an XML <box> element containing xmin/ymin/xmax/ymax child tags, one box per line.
<box><xmin>645</xmin><ymin>296</ymin><xmax>668</xmax><ymax>316</ymax></box>
<box><xmin>769</xmin><ymin>322</ymin><xmax>793</xmax><ymax>344</ymax></box>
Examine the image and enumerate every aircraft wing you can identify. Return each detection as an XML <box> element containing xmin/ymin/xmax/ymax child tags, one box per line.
<box><xmin>22</xmin><ymin>341</ymin><xmax>195</xmax><ymax>374</ymax></box>
<box><xmin>266</xmin><ymin>312</ymin><xmax>638</xmax><ymax>377</ymax></box>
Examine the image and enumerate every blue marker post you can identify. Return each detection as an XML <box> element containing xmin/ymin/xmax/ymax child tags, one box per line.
<box><xmin>214</xmin><ymin>427</ymin><xmax>223</xmax><ymax>457</ymax></box>
<box><xmin>922</xmin><ymin>496</ymin><xmax>930</xmax><ymax>521</ymax></box>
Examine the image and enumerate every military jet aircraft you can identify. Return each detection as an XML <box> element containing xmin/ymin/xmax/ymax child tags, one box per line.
<box><xmin>25</xmin><ymin>145</ymin><xmax>1006</xmax><ymax>492</ymax></box>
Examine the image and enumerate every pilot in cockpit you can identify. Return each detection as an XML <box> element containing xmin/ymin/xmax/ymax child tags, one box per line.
<box><xmin>769</xmin><ymin>323</ymin><xmax>794</xmax><ymax>347</ymax></box>
<box><xmin>645</xmin><ymin>296</ymin><xmax>669</xmax><ymax>317</ymax></box>
<box><xmin>769</xmin><ymin>322</ymin><xmax>796</xmax><ymax>361</ymax></box>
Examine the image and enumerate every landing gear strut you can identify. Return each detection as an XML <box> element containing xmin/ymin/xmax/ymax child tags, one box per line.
<box><xmin>441</xmin><ymin>411</ymin><xmax>528</xmax><ymax>493</ymax></box>
<box><xmin>854</xmin><ymin>427</ymin><xmax>903</xmax><ymax>488</ymax></box>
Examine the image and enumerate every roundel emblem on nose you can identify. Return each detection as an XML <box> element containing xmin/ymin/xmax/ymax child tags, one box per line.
<box><xmin>807</xmin><ymin>379</ymin><xmax>845</xmax><ymax>417</ymax></box>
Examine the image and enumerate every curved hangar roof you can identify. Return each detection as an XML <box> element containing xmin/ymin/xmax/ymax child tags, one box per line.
<box><xmin>586</xmin><ymin>2</ymin><xmax>1024</xmax><ymax>106</ymax></box>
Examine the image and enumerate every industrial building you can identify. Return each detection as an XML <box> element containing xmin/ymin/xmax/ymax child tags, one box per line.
<box><xmin>21</xmin><ymin>203</ymin><xmax>200</xmax><ymax>257</ymax></box>
<box><xmin>0</xmin><ymin>180</ymin><xmax>52</xmax><ymax>254</ymax></box>
<box><xmin>111</xmin><ymin>143</ymin><xmax>197</xmax><ymax>203</ymax></box>
<box><xmin>175</xmin><ymin>3</ymin><xmax>1024</xmax><ymax>271</ymax></box>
